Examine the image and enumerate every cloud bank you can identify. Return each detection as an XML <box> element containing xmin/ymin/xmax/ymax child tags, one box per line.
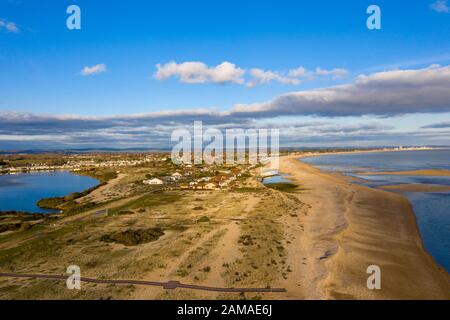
<box><xmin>232</xmin><ymin>64</ymin><xmax>450</xmax><ymax>117</ymax></box>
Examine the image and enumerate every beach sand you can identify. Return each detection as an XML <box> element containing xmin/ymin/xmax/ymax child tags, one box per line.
<box><xmin>277</xmin><ymin>155</ymin><xmax>450</xmax><ymax>299</ymax></box>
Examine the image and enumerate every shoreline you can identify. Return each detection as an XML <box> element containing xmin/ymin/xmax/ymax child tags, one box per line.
<box><xmin>277</xmin><ymin>154</ymin><xmax>450</xmax><ymax>299</ymax></box>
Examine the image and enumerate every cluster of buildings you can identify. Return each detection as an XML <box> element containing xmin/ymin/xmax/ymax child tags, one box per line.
<box><xmin>0</xmin><ymin>154</ymin><xmax>168</xmax><ymax>174</ymax></box>
<box><xmin>143</xmin><ymin>164</ymin><xmax>253</xmax><ymax>191</ymax></box>
<box><xmin>67</xmin><ymin>155</ymin><xmax>164</xmax><ymax>169</ymax></box>
<box><xmin>1</xmin><ymin>154</ymin><xmax>257</xmax><ymax>192</ymax></box>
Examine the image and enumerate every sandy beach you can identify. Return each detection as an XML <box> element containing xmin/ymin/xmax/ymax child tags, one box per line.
<box><xmin>277</xmin><ymin>155</ymin><xmax>450</xmax><ymax>299</ymax></box>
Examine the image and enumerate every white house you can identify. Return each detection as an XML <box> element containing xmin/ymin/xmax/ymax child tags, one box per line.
<box><xmin>171</xmin><ymin>172</ymin><xmax>182</xmax><ymax>180</ymax></box>
<box><xmin>204</xmin><ymin>182</ymin><xmax>218</xmax><ymax>190</ymax></box>
<box><xmin>143</xmin><ymin>178</ymin><xmax>164</xmax><ymax>185</ymax></box>
<box><xmin>219</xmin><ymin>181</ymin><xmax>229</xmax><ymax>188</ymax></box>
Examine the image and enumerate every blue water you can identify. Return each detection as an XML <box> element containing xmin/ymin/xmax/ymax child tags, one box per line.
<box><xmin>0</xmin><ymin>171</ymin><xmax>99</xmax><ymax>213</ymax></box>
<box><xmin>263</xmin><ymin>174</ymin><xmax>291</xmax><ymax>184</ymax></box>
<box><xmin>302</xmin><ymin>149</ymin><xmax>450</xmax><ymax>272</ymax></box>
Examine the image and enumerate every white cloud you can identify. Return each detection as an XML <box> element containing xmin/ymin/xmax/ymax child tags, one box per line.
<box><xmin>155</xmin><ymin>61</ymin><xmax>245</xmax><ymax>84</ymax></box>
<box><xmin>155</xmin><ymin>61</ymin><xmax>347</xmax><ymax>87</ymax></box>
<box><xmin>247</xmin><ymin>66</ymin><xmax>348</xmax><ymax>87</ymax></box>
<box><xmin>314</xmin><ymin>67</ymin><xmax>348</xmax><ymax>79</ymax></box>
<box><xmin>0</xmin><ymin>19</ymin><xmax>19</xmax><ymax>33</ymax></box>
<box><xmin>288</xmin><ymin>67</ymin><xmax>307</xmax><ymax>78</ymax></box>
<box><xmin>81</xmin><ymin>64</ymin><xmax>107</xmax><ymax>76</ymax></box>
<box><xmin>430</xmin><ymin>0</ymin><xmax>449</xmax><ymax>13</ymax></box>
<box><xmin>248</xmin><ymin>68</ymin><xmax>300</xmax><ymax>87</ymax></box>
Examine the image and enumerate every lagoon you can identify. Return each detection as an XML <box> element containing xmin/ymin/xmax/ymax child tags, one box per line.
<box><xmin>0</xmin><ymin>171</ymin><xmax>99</xmax><ymax>213</ymax></box>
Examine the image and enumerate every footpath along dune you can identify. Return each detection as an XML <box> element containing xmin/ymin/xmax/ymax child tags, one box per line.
<box><xmin>277</xmin><ymin>155</ymin><xmax>450</xmax><ymax>299</ymax></box>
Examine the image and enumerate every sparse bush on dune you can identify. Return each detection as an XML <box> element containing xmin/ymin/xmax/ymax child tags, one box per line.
<box><xmin>265</xmin><ymin>182</ymin><xmax>297</xmax><ymax>192</ymax></box>
<box><xmin>100</xmin><ymin>228</ymin><xmax>165</xmax><ymax>246</ymax></box>
<box><xmin>197</xmin><ymin>216</ymin><xmax>210</xmax><ymax>223</ymax></box>
<box><xmin>117</xmin><ymin>210</ymin><xmax>135</xmax><ymax>215</ymax></box>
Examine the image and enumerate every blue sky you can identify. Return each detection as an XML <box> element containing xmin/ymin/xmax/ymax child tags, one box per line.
<box><xmin>1</xmin><ymin>0</ymin><xmax>450</xmax><ymax>149</ymax></box>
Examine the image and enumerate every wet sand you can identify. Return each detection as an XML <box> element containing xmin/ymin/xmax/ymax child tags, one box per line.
<box><xmin>278</xmin><ymin>155</ymin><xmax>450</xmax><ymax>299</ymax></box>
<box><xmin>380</xmin><ymin>184</ymin><xmax>450</xmax><ymax>193</ymax></box>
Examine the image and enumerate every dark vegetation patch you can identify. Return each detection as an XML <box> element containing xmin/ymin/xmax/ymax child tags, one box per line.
<box><xmin>265</xmin><ymin>182</ymin><xmax>297</xmax><ymax>192</ymax></box>
<box><xmin>100</xmin><ymin>228</ymin><xmax>165</xmax><ymax>246</ymax></box>
<box><xmin>0</xmin><ymin>223</ymin><xmax>22</xmax><ymax>233</ymax></box>
<box><xmin>196</xmin><ymin>216</ymin><xmax>210</xmax><ymax>223</ymax></box>
<box><xmin>202</xmin><ymin>266</ymin><xmax>211</xmax><ymax>272</ymax></box>
<box><xmin>0</xmin><ymin>212</ymin><xmax>57</xmax><ymax>234</ymax></box>
<box><xmin>0</xmin><ymin>212</ymin><xmax>48</xmax><ymax>220</ymax></box>
<box><xmin>117</xmin><ymin>210</ymin><xmax>135</xmax><ymax>215</ymax></box>
<box><xmin>238</xmin><ymin>235</ymin><xmax>255</xmax><ymax>246</ymax></box>
<box><xmin>37</xmin><ymin>197</ymin><xmax>65</xmax><ymax>209</ymax></box>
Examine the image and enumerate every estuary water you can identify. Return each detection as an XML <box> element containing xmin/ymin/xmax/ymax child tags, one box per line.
<box><xmin>301</xmin><ymin>149</ymin><xmax>450</xmax><ymax>272</ymax></box>
<box><xmin>0</xmin><ymin>171</ymin><xmax>99</xmax><ymax>213</ymax></box>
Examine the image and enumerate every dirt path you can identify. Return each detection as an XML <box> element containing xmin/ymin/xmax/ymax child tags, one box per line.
<box><xmin>202</xmin><ymin>222</ymin><xmax>242</xmax><ymax>289</ymax></box>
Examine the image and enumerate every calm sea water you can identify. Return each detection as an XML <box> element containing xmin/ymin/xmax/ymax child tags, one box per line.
<box><xmin>302</xmin><ymin>149</ymin><xmax>450</xmax><ymax>272</ymax></box>
<box><xmin>0</xmin><ymin>171</ymin><xmax>99</xmax><ymax>213</ymax></box>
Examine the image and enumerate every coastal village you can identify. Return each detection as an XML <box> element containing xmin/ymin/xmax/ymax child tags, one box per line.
<box><xmin>0</xmin><ymin>151</ymin><xmax>297</xmax><ymax>300</ymax></box>
<box><xmin>0</xmin><ymin>152</ymin><xmax>261</xmax><ymax>193</ymax></box>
